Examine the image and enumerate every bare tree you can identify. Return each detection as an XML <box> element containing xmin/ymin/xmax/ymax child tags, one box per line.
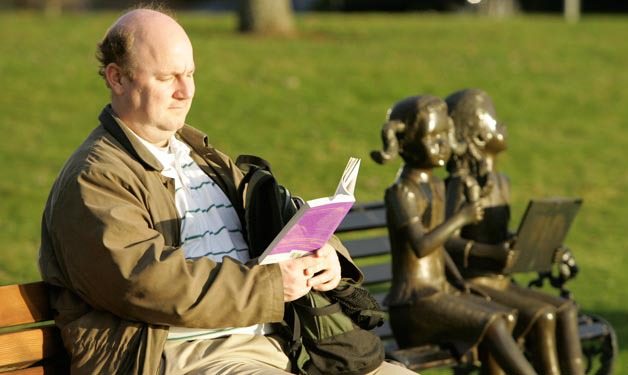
<box><xmin>238</xmin><ymin>0</ymin><xmax>295</xmax><ymax>35</ymax></box>
<box><xmin>564</xmin><ymin>0</ymin><xmax>581</xmax><ymax>23</ymax></box>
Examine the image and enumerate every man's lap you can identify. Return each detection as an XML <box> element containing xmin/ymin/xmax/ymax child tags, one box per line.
<box><xmin>161</xmin><ymin>333</ymin><xmax>417</xmax><ymax>374</ymax></box>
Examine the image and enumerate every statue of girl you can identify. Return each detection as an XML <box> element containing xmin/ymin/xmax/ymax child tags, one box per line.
<box><xmin>372</xmin><ymin>94</ymin><xmax>537</xmax><ymax>375</ymax></box>
<box><xmin>444</xmin><ymin>88</ymin><xmax>584</xmax><ymax>375</ymax></box>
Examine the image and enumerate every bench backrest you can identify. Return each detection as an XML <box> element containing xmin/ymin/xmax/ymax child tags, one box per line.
<box><xmin>0</xmin><ymin>282</ymin><xmax>67</xmax><ymax>374</ymax></box>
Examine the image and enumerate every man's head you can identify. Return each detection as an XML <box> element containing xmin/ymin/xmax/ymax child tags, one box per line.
<box><xmin>97</xmin><ymin>8</ymin><xmax>195</xmax><ymax>146</ymax></box>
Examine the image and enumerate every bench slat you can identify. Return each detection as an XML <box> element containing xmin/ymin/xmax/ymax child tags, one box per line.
<box><xmin>337</xmin><ymin>202</ymin><xmax>386</xmax><ymax>232</ymax></box>
<box><xmin>343</xmin><ymin>236</ymin><xmax>390</xmax><ymax>259</ymax></box>
<box><xmin>0</xmin><ymin>283</ymin><xmax>51</xmax><ymax>327</ymax></box>
<box><xmin>1</xmin><ymin>363</ymin><xmax>67</xmax><ymax>375</ymax></box>
<box><xmin>389</xmin><ymin>344</ymin><xmax>460</xmax><ymax>371</ymax></box>
<box><xmin>4</xmin><ymin>366</ymin><xmax>45</xmax><ymax>375</ymax></box>
<box><xmin>360</xmin><ymin>263</ymin><xmax>392</xmax><ymax>286</ymax></box>
<box><xmin>0</xmin><ymin>326</ymin><xmax>64</xmax><ymax>371</ymax></box>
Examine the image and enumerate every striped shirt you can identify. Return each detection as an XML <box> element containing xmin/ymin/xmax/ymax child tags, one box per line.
<box><xmin>129</xmin><ymin>130</ymin><xmax>273</xmax><ymax>341</ymax></box>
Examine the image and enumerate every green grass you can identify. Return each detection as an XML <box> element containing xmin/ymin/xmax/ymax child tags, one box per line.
<box><xmin>0</xmin><ymin>10</ymin><xmax>626</xmax><ymax>373</ymax></box>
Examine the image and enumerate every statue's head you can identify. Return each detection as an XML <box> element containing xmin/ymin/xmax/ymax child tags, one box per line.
<box><xmin>371</xmin><ymin>95</ymin><xmax>455</xmax><ymax>168</ymax></box>
<box><xmin>445</xmin><ymin>88</ymin><xmax>507</xmax><ymax>157</ymax></box>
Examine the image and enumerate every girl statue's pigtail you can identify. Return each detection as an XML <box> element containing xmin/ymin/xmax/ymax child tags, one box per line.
<box><xmin>370</xmin><ymin>120</ymin><xmax>405</xmax><ymax>164</ymax></box>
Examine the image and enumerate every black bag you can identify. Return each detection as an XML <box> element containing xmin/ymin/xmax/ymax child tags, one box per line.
<box><xmin>289</xmin><ymin>290</ymin><xmax>385</xmax><ymax>375</ymax></box>
<box><xmin>236</xmin><ymin>155</ymin><xmax>385</xmax><ymax>375</ymax></box>
<box><xmin>326</xmin><ymin>281</ymin><xmax>386</xmax><ymax>331</ymax></box>
<box><xmin>236</xmin><ymin>154</ymin><xmax>302</xmax><ymax>258</ymax></box>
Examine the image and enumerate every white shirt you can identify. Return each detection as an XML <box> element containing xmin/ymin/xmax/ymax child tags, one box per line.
<box><xmin>128</xmin><ymin>130</ymin><xmax>273</xmax><ymax>341</ymax></box>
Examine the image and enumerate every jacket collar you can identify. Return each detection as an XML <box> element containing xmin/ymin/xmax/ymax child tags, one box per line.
<box><xmin>177</xmin><ymin>125</ymin><xmax>240</xmax><ymax>204</ymax></box>
<box><xmin>99</xmin><ymin>105</ymin><xmax>164</xmax><ymax>171</ymax></box>
<box><xmin>99</xmin><ymin>105</ymin><xmax>215</xmax><ymax>168</ymax></box>
<box><xmin>98</xmin><ymin>105</ymin><xmax>238</xmax><ymax>203</ymax></box>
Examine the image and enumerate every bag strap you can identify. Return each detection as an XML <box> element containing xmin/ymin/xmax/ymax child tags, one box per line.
<box><xmin>236</xmin><ymin>154</ymin><xmax>273</xmax><ymax>174</ymax></box>
<box><xmin>295</xmin><ymin>301</ymin><xmax>343</xmax><ymax>316</ymax></box>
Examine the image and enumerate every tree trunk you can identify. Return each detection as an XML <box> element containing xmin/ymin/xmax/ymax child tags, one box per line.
<box><xmin>476</xmin><ymin>0</ymin><xmax>520</xmax><ymax>17</ymax></box>
<box><xmin>238</xmin><ymin>0</ymin><xmax>295</xmax><ymax>35</ymax></box>
<box><xmin>564</xmin><ymin>0</ymin><xmax>581</xmax><ymax>23</ymax></box>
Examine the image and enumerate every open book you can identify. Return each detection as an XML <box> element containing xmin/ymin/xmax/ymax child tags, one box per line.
<box><xmin>258</xmin><ymin>157</ymin><xmax>361</xmax><ymax>265</ymax></box>
<box><xmin>508</xmin><ymin>197</ymin><xmax>582</xmax><ymax>273</ymax></box>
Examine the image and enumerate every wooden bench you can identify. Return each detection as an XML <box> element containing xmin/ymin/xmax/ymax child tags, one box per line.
<box><xmin>0</xmin><ymin>282</ymin><xmax>68</xmax><ymax>374</ymax></box>
<box><xmin>335</xmin><ymin>201</ymin><xmax>618</xmax><ymax>374</ymax></box>
<box><xmin>0</xmin><ymin>201</ymin><xmax>617</xmax><ymax>374</ymax></box>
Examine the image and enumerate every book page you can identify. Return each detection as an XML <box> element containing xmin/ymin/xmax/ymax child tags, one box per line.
<box><xmin>334</xmin><ymin>157</ymin><xmax>361</xmax><ymax>197</ymax></box>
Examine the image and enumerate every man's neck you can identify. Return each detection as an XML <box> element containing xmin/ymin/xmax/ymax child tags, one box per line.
<box><xmin>125</xmin><ymin>124</ymin><xmax>172</xmax><ymax>147</ymax></box>
<box><xmin>108</xmin><ymin>104</ymin><xmax>175</xmax><ymax>147</ymax></box>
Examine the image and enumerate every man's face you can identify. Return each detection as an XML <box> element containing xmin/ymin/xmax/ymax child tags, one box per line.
<box><xmin>114</xmin><ymin>22</ymin><xmax>195</xmax><ymax>144</ymax></box>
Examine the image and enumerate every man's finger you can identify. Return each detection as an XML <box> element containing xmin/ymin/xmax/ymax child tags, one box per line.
<box><xmin>314</xmin><ymin>243</ymin><xmax>334</xmax><ymax>257</ymax></box>
<box><xmin>304</xmin><ymin>263</ymin><xmax>323</xmax><ymax>277</ymax></box>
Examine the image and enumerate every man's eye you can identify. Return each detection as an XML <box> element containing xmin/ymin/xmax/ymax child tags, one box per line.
<box><xmin>158</xmin><ymin>76</ymin><xmax>174</xmax><ymax>82</ymax></box>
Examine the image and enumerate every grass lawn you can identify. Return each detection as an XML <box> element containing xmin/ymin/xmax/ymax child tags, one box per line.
<box><xmin>0</xmin><ymin>10</ymin><xmax>626</xmax><ymax>373</ymax></box>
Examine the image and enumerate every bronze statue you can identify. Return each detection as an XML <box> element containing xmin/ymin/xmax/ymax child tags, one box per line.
<box><xmin>444</xmin><ymin>88</ymin><xmax>585</xmax><ymax>375</ymax></box>
<box><xmin>372</xmin><ymin>95</ymin><xmax>537</xmax><ymax>375</ymax></box>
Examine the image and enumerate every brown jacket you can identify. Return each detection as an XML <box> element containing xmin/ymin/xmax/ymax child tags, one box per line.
<box><xmin>39</xmin><ymin>106</ymin><xmax>356</xmax><ymax>374</ymax></box>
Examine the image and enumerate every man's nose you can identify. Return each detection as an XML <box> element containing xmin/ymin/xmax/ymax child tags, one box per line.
<box><xmin>174</xmin><ymin>76</ymin><xmax>195</xmax><ymax>99</ymax></box>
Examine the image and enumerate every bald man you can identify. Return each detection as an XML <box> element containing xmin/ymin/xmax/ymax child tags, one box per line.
<box><xmin>38</xmin><ymin>7</ymin><xmax>412</xmax><ymax>375</ymax></box>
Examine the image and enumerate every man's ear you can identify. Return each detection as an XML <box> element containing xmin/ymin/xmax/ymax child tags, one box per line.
<box><xmin>104</xmin><ymin>63</ymin><xmax>125</xmax><ymax>95</ymax></box>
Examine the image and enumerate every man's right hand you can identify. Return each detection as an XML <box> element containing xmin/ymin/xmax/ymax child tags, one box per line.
<box><xmin>278</xmin><ymin>254</ymin><xmax>323</xmax><ymax>302</ymax></box>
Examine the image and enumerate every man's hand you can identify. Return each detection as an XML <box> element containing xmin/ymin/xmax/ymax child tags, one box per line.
<box><xmin>278</xmin><ymin>242</ymin><xmax>342</xmax><ymax>301</ymax></box>
<box><xmin>306</xmin><ymin>243</ymin><xmax>341</xmax><ymax>292</ymax></box>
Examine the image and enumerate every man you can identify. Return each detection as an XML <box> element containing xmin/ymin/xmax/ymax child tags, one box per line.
<box><xmin>39</xmin><ymin>7</ymin><xmax>411</xmax><ymax>374</ymax></box>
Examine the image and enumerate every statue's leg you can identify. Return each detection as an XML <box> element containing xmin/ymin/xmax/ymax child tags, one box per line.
<box><xmin>526</xmin><ymin>311</ymin><xmax>560</xmax><ymax>375</ymax></box>
<box><xmin>556</xmin><ymin>303</ymin><xmax>585</xmax><ymax>375</ymax></box>
<box><xmin>478</xmin><ymin>343</ymin><xmax>505</xmax><ymax>375</ymax></box>
<box><xmin>483</xmin><ymin>318</ymin><xmax>537</xmax><ymax>375</ymax></box>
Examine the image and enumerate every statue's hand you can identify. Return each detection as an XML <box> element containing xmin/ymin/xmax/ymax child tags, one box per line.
<box><xmin>493</xmin><ymin>242</ymin><xmax>517</xmax><ymax>272</ymax></box>
<box><xmin>553</xmin><ymin>245</ymin><xmax>579</xmax><ymax>283</ymax></box>
<box><xmin>461</xmin><ymin>200</ymin><xmax>484</xmax><ymax>225</ymax></box>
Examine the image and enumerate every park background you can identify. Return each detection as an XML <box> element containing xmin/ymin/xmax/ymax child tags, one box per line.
<box><xmin>0</xmin><ymin>0</ymin><xmax>626</xmax><ymax>373</ymax></box>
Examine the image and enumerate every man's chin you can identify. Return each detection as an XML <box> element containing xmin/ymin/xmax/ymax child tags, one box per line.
<box><xmin>156</xmin><ymin>122</ymin><xmax>186</xmax><ymax>135</ymax></box>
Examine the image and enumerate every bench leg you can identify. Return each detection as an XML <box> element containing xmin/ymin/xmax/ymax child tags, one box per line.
<box><xmin>580</xmin><ymin>313</ymin><xmax>618</xmax><ymax>375</ymax></box>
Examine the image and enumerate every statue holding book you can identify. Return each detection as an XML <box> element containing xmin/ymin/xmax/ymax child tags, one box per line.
<box><xmin>371</xmin><ymin>94</ymin><xmax>537</xmax><ymax>375</ymax></box>
<box><xmin>443</xmin><ymin>88</ymin><xmax>585</xmax><ymax>375</ymax></box>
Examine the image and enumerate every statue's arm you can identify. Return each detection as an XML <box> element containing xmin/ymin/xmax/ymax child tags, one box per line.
<box><xmin>387</xmin><ymin>184</ymin><xmax>481</xmax><ymax>258</ymax></box>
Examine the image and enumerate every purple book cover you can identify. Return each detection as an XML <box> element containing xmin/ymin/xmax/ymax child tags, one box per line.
<box><xmin>258</xmin><ymin>157</ymin><xmax>360</xmax><ymax>264</ymax></box>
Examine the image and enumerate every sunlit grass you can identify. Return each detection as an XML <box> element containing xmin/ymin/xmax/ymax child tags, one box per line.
<box><xmin>0</xmin><ymin>11</ymin><xmax>626</xmax><ymax>372</ymax></box>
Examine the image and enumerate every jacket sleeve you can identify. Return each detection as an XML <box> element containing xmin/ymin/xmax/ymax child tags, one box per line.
<box><xmin>328</xmin><ymin>235</ymin><xmax>364</xmax><ymax>284</ymax></box>
<box><xmin>46</xmin><ymin>162</ymin><xmax>284</xmax><ymax>329</ymax></box>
